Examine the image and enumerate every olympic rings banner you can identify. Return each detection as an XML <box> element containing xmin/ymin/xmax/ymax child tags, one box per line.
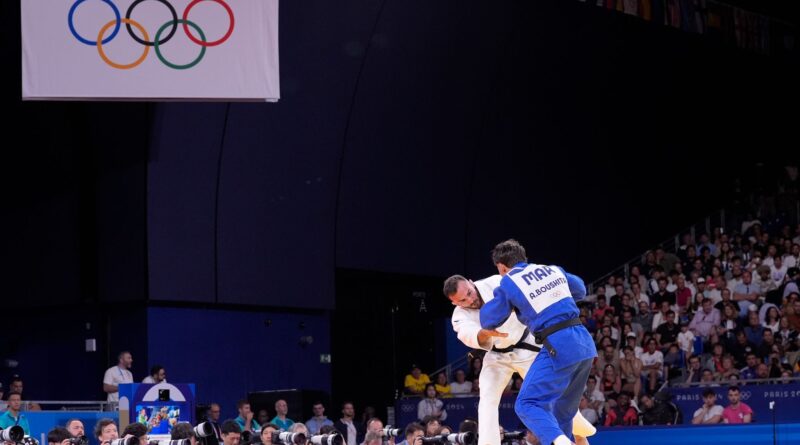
<box><xmin>22</xmin><ymin>0</ymin><xmax>279</xmax><ymax>102</ymax></box>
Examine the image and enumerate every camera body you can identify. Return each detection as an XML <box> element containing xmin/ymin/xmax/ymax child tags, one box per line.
<box><xmin>22</xmin><ymin>436</ymin><xmax>40</xmax><ymax>445</ymax></box>
<box><xmin>68</xmin><ymin>436</ymin><xmax>89</xmax><ymax>445</ymax></box>
<box><xmin>241</xmin><ymin>431</ymin><xmax>253</xmax><ymax>445</ymax></box>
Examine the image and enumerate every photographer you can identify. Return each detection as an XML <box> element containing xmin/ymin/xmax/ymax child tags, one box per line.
<box><xmin>171</xmin><ymin>423</ymin><xmax>197</xmax><ymax>445</ymax></box>
<box><xmin>363</xmin><ymin>418</ymin><xmax>394</xmax><ymax>445</ymax></box>
<box><xmin>66</xmin><ymin>420</ymin><xmax>84</xmax><ymax>438</ymax></box>
<box><xmin>362</xmin><ymin>433</ymin><xmax>381</xmax><ymax>445</ymax></box>
<box><xmin>93</xmin><ymin>419</ymin><xmax>118</xmax><ymax>445</ymax></box>
<box><xmin>259</xmin><ymin>423</ymin><xmax>280</xmax><ymax>445</ymax></box>
<box><xmin>121</xmin><ymin>423</ymin><xmax>148</xmax><ymax>445</ymax></box>
<box><xmin>397</xmin><ymin>424</ymin><xmax>423</xmax><ymax>445</ymax></box>
<box><xmin>48</xmin><ymin>427</ymin><xmax>73</xmax><ymax>445</ymax></box>
<box><xmin>288</xmin><ymin>424</ymin><xmax>309</xmax><ymax>445</ymax></box>
<box><xmin>222</xmin><ymin>420</ymin><xmax>243</xmax><ymax>445</ymax></box>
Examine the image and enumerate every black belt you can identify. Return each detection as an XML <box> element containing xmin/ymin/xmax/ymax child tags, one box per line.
<box><xmin>492</xmin><ymin>328</ymin><xmax>542</xmax><ymax>353</ymax></box>
<box><xmin>534</xmin><ymin>317</ymin><xmax>582</xmax><ymax>357</ymax></box>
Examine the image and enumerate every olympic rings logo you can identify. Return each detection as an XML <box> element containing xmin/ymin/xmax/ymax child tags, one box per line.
<box><xmin>68</xmin><ymin>0</ymin><xmax>235</xmax><ymax>70</ymax></box>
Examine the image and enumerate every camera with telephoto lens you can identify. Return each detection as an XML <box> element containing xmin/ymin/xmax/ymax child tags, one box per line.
<box><xmin>193</xmin><ymin>423</ymin><xmax>215</xmax><ymax>439</ymax></box>
<box><xmin>154</xmin><ymin>440</ymin><xmax>192</xmax><ymax>445</ymax></box>
<box><xmin>0</xmin><ymin>426</ymin><xmax>25</xmax><ymax>443</ymax></box>
<box><xmin>309</xmin><ymin>433</ymin><xmax>342</xmax><ymax>445</ymax></box>
<box><xmin>500</xmin><ymin>431</ymin><xmax>524</xmax><ymax>444</ymax></box>
<box><xmin>110</xmin><ymin>437</ymin><xmax>138</xmax><ymax>445</ymax></box>
<box><xmin>420</xmin><ymin>433</ymin><xmax>475</xmax><ymax>445</ymax></box>
<box><xmin>272</xmin><ymin>432</ymin><xmax>306</xmax><ymax>445</ymax></box>
<box><xmin>68</xmin><ymin>436</ymin><xmax>89</xmax><ymax>445</ymax></box>
<box><xmin>380</xmin><ymin>427</ymin><xmax>400</xmax><ymax>439</ymax></box>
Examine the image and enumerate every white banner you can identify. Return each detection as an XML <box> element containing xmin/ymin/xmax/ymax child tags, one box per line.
<box><xmin>22</xmin><ymin>0</ymin><xmax>279</xmax><ymax>102</ymax></box>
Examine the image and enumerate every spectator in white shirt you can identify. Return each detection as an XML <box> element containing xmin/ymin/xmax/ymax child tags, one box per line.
<box><xmin>771</xmin><ymin>256</ymin><xmax>788</xmax><ymax>283</ymax></box>
<box><xmin>142</xmin><ymin>365</ymin><xmax>167</xmax><ymax>384</ymax></box>
<box><xmin>449</xmin><ymin>370</ymin><xmax>472</xmax><ymax>395</ymax></box>
<box><xmin>640</xmin><ymin>339</ymin><xmax>664</xmax><ymax>394</ymax></box>
<box><xmin>692</xmin><ymin>389</ymin><xmax>723</xmax><ymax>424</ymax></box>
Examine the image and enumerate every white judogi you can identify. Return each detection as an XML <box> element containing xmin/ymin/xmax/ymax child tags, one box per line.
<box><xmin>451</xmin><ymin>275</ymin><xmax>595</xmax><ymax>445</ymax></box>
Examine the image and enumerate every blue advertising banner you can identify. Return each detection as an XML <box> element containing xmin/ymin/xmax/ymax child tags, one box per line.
<box><xmin>670</xmin><ymin>383</ymin><xmax>800</xmax><ymax>424</ymax></box>
<box><xmin>395</xmin><ymin>383</ymin><xmax>800</xmax><ymax>432</ymax></box>
<box><xmin>592</xmin><ymin>423</ymin><xmax>800</xmax><ymax>445</ymax></box>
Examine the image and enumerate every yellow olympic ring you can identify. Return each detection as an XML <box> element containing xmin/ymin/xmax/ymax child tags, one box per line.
<box><xmin>97</xmin><ymin>18</ymin><xmax>150</xmax><ymax>70</ymax></box>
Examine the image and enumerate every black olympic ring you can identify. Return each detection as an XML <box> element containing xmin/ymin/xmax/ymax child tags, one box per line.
<box><xmin>125</xmin><ymin>0</ymin><xmax>178</xmax><ymax>47</ymax></box>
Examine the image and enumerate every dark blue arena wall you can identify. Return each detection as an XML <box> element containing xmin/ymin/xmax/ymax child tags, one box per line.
<box><xmin>3</xmin><ymin>0</ymin><xmax>798</xmax><ymax>310</ymax></box>
<box><xmin>147</xmin><ymin>307</ymin><xmax>332</xmax><ymax>420</ymax></box>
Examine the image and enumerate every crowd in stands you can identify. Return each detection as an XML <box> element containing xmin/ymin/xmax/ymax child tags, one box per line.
<box><xmin>403</xmin><ymin>220</ymin><xmax>800</xmax><ymax>429</ymax></box>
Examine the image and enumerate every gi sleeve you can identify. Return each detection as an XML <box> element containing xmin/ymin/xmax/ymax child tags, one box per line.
<box><xmin>452</xmin><ymin>308</ymin><xmax>492</xmax><ymax>351</ymax></box>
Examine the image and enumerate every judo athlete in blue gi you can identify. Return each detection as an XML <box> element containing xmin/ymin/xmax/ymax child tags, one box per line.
<box><xmin>480</xmin><ymin>240</ymin><xmax>596</xmax><ymax>445</ymax></box>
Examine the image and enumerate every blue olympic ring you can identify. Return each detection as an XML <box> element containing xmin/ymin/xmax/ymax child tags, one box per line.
<box><xmin>69</xmin><ymin>0</ymin><xmax>121</xmax><ymax>46</ymax></box>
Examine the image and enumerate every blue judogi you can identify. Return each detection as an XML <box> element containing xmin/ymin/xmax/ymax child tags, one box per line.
<box><xmin>480</xmin><ymin>262</ymin><xmax>596</xmax><ymax>445</ymax></box>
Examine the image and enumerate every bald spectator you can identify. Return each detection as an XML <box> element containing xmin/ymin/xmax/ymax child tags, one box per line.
<box><xmin>271</xmin><ymin>399</ymin><xmax>294</xmax><ymax>431</ymax></box>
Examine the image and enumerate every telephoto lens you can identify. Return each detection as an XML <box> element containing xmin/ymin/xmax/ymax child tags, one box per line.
<box><xmin>380</xmin><ymin>428</ymin><xmax>401</xmax><ymax>438</ymax></box>
<box><xmin>193</xmin><ymin>423</ymin><xmax>215</xmax><ymax>439</ymax></box>
<box><xmin>0</xmin><ymin>427</ymin><xmax>26</xmax><ymax>444</ymax></box>
<box><xmin>110</xmin><ymin>436</ymin><xmax>138</xmax><ymax>445</ymax></box>
<box><xmin>444</xmin><ymin>432</ymin><xmax>475</xmax><ymax>445</ymax></box>
<box><xmin>156</xmin><ymin>440</ymin><xmax>192</xmax><ymax>445</ymax></box>
<box><xmin>274</xmin><ymin>432</ymin><xmax>306</xmax><ymax>445</ymax></box>
<box><xmin>309</xmin><ymin>434</ymin><xmax>343</xmax><ymax>445</ymax></box>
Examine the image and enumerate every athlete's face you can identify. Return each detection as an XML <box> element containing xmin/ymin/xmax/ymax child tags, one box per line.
<box><xmin>448</xmin><ymin>280</ymin><xmax>482</xmax><ymax>309</ymax></box>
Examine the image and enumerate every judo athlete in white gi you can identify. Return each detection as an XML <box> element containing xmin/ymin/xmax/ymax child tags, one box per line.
<box><xmin>480</xmin><ymin>240</ymin><xmax>596</xmax><ymax>445</ymax></box>
<box><xmin>444</xmin><ymin>274</ymin><xmax>595</xmax><ymax>445</ymax></box>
